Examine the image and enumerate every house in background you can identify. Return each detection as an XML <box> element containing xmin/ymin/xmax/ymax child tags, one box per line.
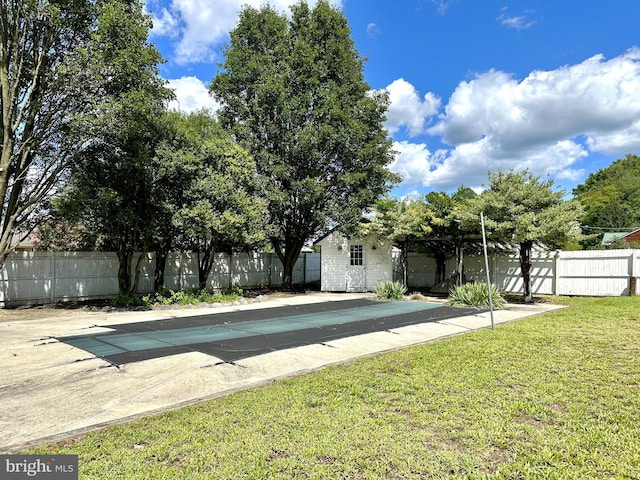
<box><xmin>314</xmin><ymin>231</ymin><xmax>393</xmax><ymax>292</ymax></box>
<box><xmin>11</xmin><ymin>230</ymin><xmax>36</xmax><ymax>252</ymax></box>
<box><xmin>601</xmin><ymin>229</ymin><xmax>640</xmax><ymax>248</ymax></box>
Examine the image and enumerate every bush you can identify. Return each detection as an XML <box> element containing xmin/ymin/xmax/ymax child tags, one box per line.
<box><xmin>111</xmin><ymin>294</ymin><xmax>146</xmax><ymax>308</ymax></box>
<box><xmin>141</xmin><ymin>287</ymin><xmax>242</xmax><ymax>306</ymax></box>
<box><xmin>447</xmin><ymin>282</ymin><xmax>506</xmax><ymax>309</ymax></box>
<box><xmin>374</xmin><ymin>281</ymin><xmax>407</xmax><ymax>300</ymax></box>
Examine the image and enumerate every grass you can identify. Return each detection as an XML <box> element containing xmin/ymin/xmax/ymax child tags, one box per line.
<box><xmin>28</xmin><ymin>296</ymin><xmax>640</xmax><ymax>479</ymax></box>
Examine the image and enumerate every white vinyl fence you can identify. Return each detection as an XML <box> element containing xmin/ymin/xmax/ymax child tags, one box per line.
<box><xmin>2</xmin><ymin>248</ymin><xmax>638</xmax><ymax>307</ymax></box>
<box><xmin>0</xmin><ymin>251</ymin><xmax>320</xmax><ymax>307</ymax></box>
<box><xmin>397</xmin><ymin>249</ymin><xmax>640</xmax><ymax>297</ymax></box>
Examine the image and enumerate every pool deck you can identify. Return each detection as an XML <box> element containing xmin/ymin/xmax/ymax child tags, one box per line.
<box><xmin>0</xmin><ymin>292</ymin><xmax>563</xmax><ymax>452</ymax></box>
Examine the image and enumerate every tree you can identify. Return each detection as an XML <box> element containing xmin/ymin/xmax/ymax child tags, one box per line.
<box><xmin>573</xmin><ymin>154</ymin><xmax>640</xmax><ymax>245</ymax></box>
<box><xmin>421</xmin><ymin>188</ymin><xmax>479</xmax><ymax>286</ymax></box>
<box><xmin>29</xmin><ymin>214</ymin><xmax>94</xmax><ymax>251</ymax></box>
<box><xmin>211</xmin><ymin>0</ymin><xmax>398</xmax><ymax>288</ymax></box>
<box><xmin>354</xmin><ymin>196</ymin><xmax>432</xmax><ymax>287</ymax></box>
<box><xmin>0</xmin><ymin>0</ymin><xmax>100</xmax><ymax>267</ymax></box>
<box><xmin>57</xmin><ymin>0</ymin><xmax>172</xmax><ymax>295</ymax></box>
<box><xmin>149</xmin><ymin>110</ymin><xmax>202</xmax><ymax>292</ymax></box>
<box><xmin>461</xmin><ymin>170</ymin><xmax>583</xmax><ymax>303</ymax></box>
<box><xmin>356</xmin><ymin>189</ymin><xmax>479</xmax><ymax>289</ymax></box>
<box><xmin>153</xmin><ymin>110</ymin><xmax>267</xmax><ymax>290</ymax></box>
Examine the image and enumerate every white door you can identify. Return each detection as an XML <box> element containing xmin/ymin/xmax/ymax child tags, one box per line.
<box><xmin>346</xmin><ymin>244</ymin><xmax>366</xmax><ymax>292</ymax></box>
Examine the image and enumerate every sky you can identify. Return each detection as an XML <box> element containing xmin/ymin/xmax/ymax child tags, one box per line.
<box><xmin>143</xmin><ymin>0</ymin><xmax>640</xmax><ymax>199</ymax></box>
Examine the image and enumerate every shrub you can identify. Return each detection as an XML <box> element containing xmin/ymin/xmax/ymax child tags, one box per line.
<box><xmin>374</xmin><ymin>281</ymin><xmax>407</xmax><ymax>300</ymax></box>
<box><xmin>141</xmin><ymin>287</ymin><xmax>242</xmax><ymax>306</ymax></box>
<box><xmin>111</xmin><ymin>294</ymin><xmax>146</xmax><ymax>308</ymax></box>
<box><xmin>447</xmin><ymin>282</ymin><xmax>506</xmax><ymax>309</ymax></box>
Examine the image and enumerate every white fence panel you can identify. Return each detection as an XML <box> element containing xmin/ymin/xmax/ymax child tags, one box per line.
<box><xmin>406</xmin><ymin>253</ymin><xmax>437</xmax><ymax>287</ymax></box>
<box><xmin>556</xmin><ymin>250</ymin><xmax>635</xmax><ymax>296</ymax></box>
<box><xmin>0</xmin><ymin>251</ymin><xmax>321</xmax><ymax>306</ymax></box>
<box><xmin>54</xmin><ymin>252</ymin><xmax>120</xmax><ymax>300</ymax></box>
<box><xmin>206</xmin><ymin>253</ymin><xmax>232</xmax><ymax>290</ymax></box>
<box><xmin>233</xmin><ymin>252</ymin><xmax>271</xmax><ymax>288</ymax></box>
<box><xmin>394</xmin><ymin>249</ymin><xmax>640</xmax><ymax>297</ymax></box>
<box><xmin>634</xmin><ymin>253</ymin><xmax>640</xmax><ymax>295</ymax></box>
<box><xmin>0</xmin><ymin>252</ymin><xmax>54</xmax><ymax>304</ymax></box>
<box><xmin>133</xmin><ymin>253</ymin><xmax>155</xmax><ymax>294</ymax></box>
<box><xmin>459</xmin><ymin>255</ymin><xmax>487</xmax><ymax>284</ymax></box>
<box><xmin>492</xmin><ymin>252</ymin><xmax>556</xmax><ymax>295</ymax></box>
<box><xmin>292</xmin><ymin>254</ymin><xmax>306</xmax><ymax>285</ymax></box>
<box><xmin>163</xmin><ymin>252</ymin><xmax>199</xmax><ymax>291</ymax></box>
<box><xmin>305</xmin><ymin>253</ymin><xmax>321</xmax><ymax>284</ymax></box>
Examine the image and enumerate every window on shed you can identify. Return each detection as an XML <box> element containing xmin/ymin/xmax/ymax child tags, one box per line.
<box><xmin>350</xmin><ymin>245</ymin><xmax>363</xmax><ymax>266</ymax></box>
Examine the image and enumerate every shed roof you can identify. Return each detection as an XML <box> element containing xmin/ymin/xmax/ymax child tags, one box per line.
<box><xmin>600</xmin><ymin>229</ymin><xmax>640</xmax><ymax>246</ymax></box>
<box><xmin>601</xmin><ymin>232</ymin><xmax>630</xmax><ymax>245</ymax></box>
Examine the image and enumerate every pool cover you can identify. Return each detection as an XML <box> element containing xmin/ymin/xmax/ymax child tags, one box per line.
<box><xmin>57</xmin><ymin>298</ymin><xmax>482</xmax><ymax>365</ymax></box>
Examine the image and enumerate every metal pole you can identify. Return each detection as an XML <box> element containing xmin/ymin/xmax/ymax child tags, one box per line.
<box><xmin>481</xmin><ymin>212</ymin><xmax>495</xmax><ymax>329</ymax></box>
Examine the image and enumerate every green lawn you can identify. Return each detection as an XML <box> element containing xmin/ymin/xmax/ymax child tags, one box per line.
<box><xmin>30</xmin><ymin>297</ymin><xmax>640</xmax><ymax>479</ymax></box>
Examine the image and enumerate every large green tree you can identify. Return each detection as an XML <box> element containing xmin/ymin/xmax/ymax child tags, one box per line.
<box><xmin>0</xmin><ymin>0</ymin><xmax>99</xmax><ymax>266</ymax></box>
<box><xmin>211</xmin><ymin>0</ymin><xmax>398</xmax><ymax>288</ymax></box>
<box><xmin>461</xmin><ymin>170</ymin><xmax>583</xmax><ymax>303</ymax></box>
<box><xmin>58</xmin><ymin>0</ymin><xmax>171</xmax><ymax>295</ymax></box>
<box><xmin>422</xmin><ymin>187</ymin><xmax>479</xmax><ymax>287</ymax></box>
<box><xmin>152</xmin><ymin>110</ymin><xmax>267</xmax><ymax>290</ymax></box>
<box><xmin>355</xmin><ymin>196</ymin><xmax>432</xmax><ymax>287</ymax></box>
<box><xmin>573</xmin><ymin>154</ymin><xmax>640</xmax><ymax>243</ymax></box>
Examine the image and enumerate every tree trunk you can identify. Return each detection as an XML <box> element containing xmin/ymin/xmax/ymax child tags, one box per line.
<box><xmin>154</xmin><ymin>242</ymin><xmax>171</xmax><ymax>292</ymax></box>
<box><xmin>401</xmin><ymin>238</ymin><xmax>409</xmax><ymax>288</ymax></box>
<box><xmin>519</xmin><ymin>240</ymin><xmax>533</xmax><ymax>303</ymax></box>
<box><xmin>116</xmin><ymin>248</ymin><xmax>133</xmax><ymax>295</ymax></box>
<box><xmin>274</xmin><ymin>238</ymin><xmax>304</xmax><ymax>290</ymax></box>
<box><xmin>456</xmin><ymin>242</ymin><xmax>465</xmax><ymax>287</ymax></box>
<box><xmin>197</xmin><ymin>242</ymin><xmax>215</xmax><ymax>291</ymax></box>
<box><xmin>130</xmin><ymin>240</ymin><xmax>148</xmax><ymax>295</ymax></box>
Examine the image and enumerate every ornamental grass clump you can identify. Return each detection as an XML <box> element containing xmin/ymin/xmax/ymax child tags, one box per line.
<box><xmin>374</xmin><ymin>281</ymin><xmax>407</xmax><ymax>300</ymax></box>
<box><xmin>447</xmin><ymin>282</ymin><xmax>506</xmax><ymax>309</ymax></box>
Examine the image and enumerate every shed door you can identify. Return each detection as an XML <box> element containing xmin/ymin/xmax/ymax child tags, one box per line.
<box><xmin>346</xmin><ymin>244</ymin><xmax>366</xmax><ymax>292</ymax></box>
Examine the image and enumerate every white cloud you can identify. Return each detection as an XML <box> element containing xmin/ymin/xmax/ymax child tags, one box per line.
<box><xmin>150</xmin><ymin>0</ymin><xmax>343</xmax><ymax>65</ymax></box>
<box><xmin>388</xmin><ymin>141</ymin><xmax>432</xmax><ymax>186</ymax></box>
<box><xmin>150</xmin><ymin>7</ymin><xmax>180</xmax><ymax>37</ymax></box>
<box><xmin>433</xmin><ymin>48</ymin><xmax>640</xmax><ymax>152</ymax></box>
<box><xmin>411</xmin><ymin>48</ymin><xmax>640</xmax><ymax>191</ymax></box>
<box><xmin>381</xmin><ymin>79</ymin><xmax>440</xmax><ymax>137</ymax></box>
<box><xmin>431</xmin><ymin>0</ymin><xmax>451</xmax><ymax>15</ymax></box>
<box><xmin>497</xmin><ymin>7</ymin><xmax>536</xmax><ymax>30</ymax></box>
<box><xmin>418</xmin><ymin>138</ymin><xmax>588</xmax><ymax>191</ymax></box>
<box><xmin>366</xmin><ymin>23</ymin><xmax>381</xmax><ymax>38</ymax></box>
<box><xmin>586</xmin><ymin>119</ymin><xmax>640</xmax><ymax>155</ymax></box>
<box><xmin>166</xmin><ymin>76</ymin><xmax>220</xmax><ymax>113</ymax></box>
<box><xmin>556</xmin><ymin>168</ymin><xmax>586</xmax><ymax>182</ymax></box>
<box><xmin>401</xmin><ymin>190</ymin><xmax>422</xmax><ymax>201</ymax></box>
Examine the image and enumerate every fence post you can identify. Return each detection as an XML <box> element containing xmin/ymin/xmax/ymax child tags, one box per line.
<box><xmin>630</xmin><ymin>250</ymin><xmax>636</xmax><ymax>296</ymax></box>
<box><xmin>553</xmin><ymin>251</ymin><xmax>558</xmax><ymax>296</ymax></box>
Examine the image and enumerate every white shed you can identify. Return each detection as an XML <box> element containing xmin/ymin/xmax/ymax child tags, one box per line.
<box><xmin>315</xmin><ymin>231</ymin><xmax>394</xmax><ymax>292</ymax></box>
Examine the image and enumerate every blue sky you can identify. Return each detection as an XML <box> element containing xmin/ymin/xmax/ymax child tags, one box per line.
<box><xmin>144</xmin><ymin>0</ymin><xmax>640</xmax><ymax>199</ymax></box>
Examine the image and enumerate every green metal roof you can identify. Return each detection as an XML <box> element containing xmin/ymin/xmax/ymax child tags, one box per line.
<box><xmin>601</xmin><ymin>232</ymin><xmax>631</xmax><ymax>245</ymax></box>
